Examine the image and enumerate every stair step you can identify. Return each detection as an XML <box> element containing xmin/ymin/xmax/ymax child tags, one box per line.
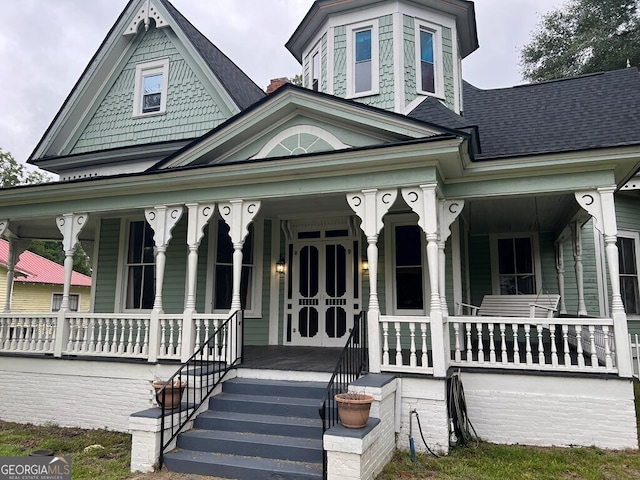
<box><xmin>164</xmin><ymin>449</ymin><xmax>322</xmax><ymax>480</ymax></box>
<box><xmin>223</xmin><ymin>377</ymin><xmax>327</xmax><ymax>399</ymax></box>
<box><xmin>177</xmin><ymin>429</ymin><xmax>322</xmax><ymax>463</ymax></box>
<box><xmin>209</xmin><ymin>392</ymin><xmax>320</xmax><ymax>418</ymax></box>
<box><xmin>195</xmin><ymin>410</ymin><xmax>323</xmax><ymax>438</ymax></box>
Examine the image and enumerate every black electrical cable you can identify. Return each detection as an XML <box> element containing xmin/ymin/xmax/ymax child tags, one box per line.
<box><xmin>447</xmin><ymin>370</ymin><xmax>478</xmax><ymax>448</ymax></box>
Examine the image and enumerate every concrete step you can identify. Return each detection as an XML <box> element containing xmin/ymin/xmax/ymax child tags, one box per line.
<box><xmin>194</xmin><ymin>409</ymin><xmax>323</xmax><ymax>438</ymax></box>
<box><xmin>209</xmin><ymin>392</ymin><xmax>321</xmax><ymax>418</ymax></box>
<box><xmin>222</xmin><ymin>377</ymin><xmax>327</xmax><ymax>399</ymax></box>
<box><xmin>176</xmin><ymin>429</ymin><xmax>322</xmax><ymax>463</ymax></box>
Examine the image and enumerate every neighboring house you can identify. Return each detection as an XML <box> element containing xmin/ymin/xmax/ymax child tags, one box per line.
<box><xmin>0</xmin><ymin>239</ymin><xmax>91</xmax><ymax>313</ymax></box>
<box><xmin>1</xmin><ymin>0</ymin><xmax>639</xmax><ymax>479</ymax></box>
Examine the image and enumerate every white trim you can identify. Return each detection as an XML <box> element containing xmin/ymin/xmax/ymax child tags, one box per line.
<box><xmin>593</xmin><ymin>221</ymin><xmax>608</xmax><ymax>317</ymax></box>
<box><xmin>124</xmin><ymin>0</ymin><xmax>169</xmax><ymax>35</ymax></box>
<box><xmin>346</xmin><ymin>20</ymin><xmax>380</xmax><ymax>98</ymax></box>
<box><xmin>489</xmin><ymin>233</ymin><xmax>542</xmax><ymax>295</ymax></box>
<box><xmin>403</xmin><ymin>95</ymin><xmax>428</xmax><ymax>115</ymax></box>
<box><xmin>617</xmin><ymin>230</ymin><xmax>640</xmax><ymax>316</ymax></box>
<box><xmin>326</xmin><ymin>27</ymin><xmax>335</xmax><ymax>95</ymax></box>
<box><xmin>253</xmin><ymin>125</ymin><xmax>350</xmax><ymax>159</ymax></box>
<box><xmin>393</xmin><ymin>11</ymin><xmax>405</xmax><ymax>112</ymax></box>
<box><xmin>132</xmin><ymin>58</ymin><xmax>169</xmax><ymax>117</ymax></box>
<box><xmin>384</xmin><ymin>214</ymin><xmax>430</xmax><ymax>316</ymax></box>
<box><xmin>268</xmin><ymin>220</ymin><xmax>281</xmax><ymax>345</ymax></box>
<box><xmin>119</xmin><ymin>217</ymin><xmax>153</xmax><ymax>314</ymax></box>
<box><xmin>414</xmin><ymin>19</ymin><xmax>445</xmax><ymax>100</ymax></box>
<box><xmin>309</xmin><ymin>41</ymin><xmax>322</xmax><ymax>92</ymax></box>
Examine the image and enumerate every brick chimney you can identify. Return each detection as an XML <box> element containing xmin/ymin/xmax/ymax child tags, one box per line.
<box><xmin>266</xmin><ymin>77</ymin><xmax>290</xmax><ymax>94</ymax></box>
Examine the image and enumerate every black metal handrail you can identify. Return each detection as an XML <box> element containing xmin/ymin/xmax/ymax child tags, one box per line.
<box><xmin>157</xmin><ymin>310</ymin><xmax>244</xmax><ymax>468</ymax></box>
<box><xmin>318</xmin><ymin>311</ymin><xmax>368</xmax><ymax>478</ymax></box>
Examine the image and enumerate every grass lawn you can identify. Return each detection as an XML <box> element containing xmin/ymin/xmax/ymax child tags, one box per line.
<box><xmin>0</xmin><ymin>380</ymin><xmax>639</xmax><ymax>479</ymax></box>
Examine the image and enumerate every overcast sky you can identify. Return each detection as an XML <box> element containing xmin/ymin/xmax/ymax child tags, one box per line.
<box><xmin>0</xmin><ymin>0</ymin><xmax>565</xmax><ymax>169</ymax></box>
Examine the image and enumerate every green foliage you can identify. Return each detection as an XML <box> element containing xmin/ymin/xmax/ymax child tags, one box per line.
<box><xmin>290</xmin><ymin>73</ymin><xmax>303</xmax><ymax>86</ymax></box>
<box><xmin>0</xmin><ymin>148</ymin><xmax>50</xmax><ymax>187</ymax></box>
<box><xmin>521</xmin><ymin>0</ymin><xmax>640</xmax><ymax>82</ymax></box>
<box><xmin>29</xmin><ymin>240</ymin><xmax>92</xmax><ymax>276</ymax></box>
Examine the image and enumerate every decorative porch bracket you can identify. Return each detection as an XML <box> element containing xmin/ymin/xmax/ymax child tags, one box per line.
<box><xmin>401</xmin><ymin>184</ymin><xmax>451</xmax><ymax>378</ymax></box>
<box><xmin>182</xmin><ymin>203</ymin><xmax>216</xmax><ymax>362</ymax></box>
<box><xmin>54</xmin><ymin>213</ymin><xmax>88</xmax><ymax>358</ymax></box>
<box><xmin>219</xmin><ymin>199</ymin><xmax>261</xmax><ymax>313</ymax></box>
<box><xmin>438</xmin><ymin>199</ymin><xmax>465</xmax><ymax>318</ymax></box>
<box><xmin>575</xmin><ymin>188</ymin><xmax>632</xmax><ymax>377</ymax></box>
<box><xmin>347</xmin><ymin>189</ymin><xmax>397</xmax><ymax>374</ymax></box>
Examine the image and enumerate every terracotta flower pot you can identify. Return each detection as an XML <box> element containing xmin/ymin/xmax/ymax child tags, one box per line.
<box><xmin>153</xmin><ymin>380</ymin><xmax>187</xmax><ymax>409</ymax></box>
<box><xmin>335</xmin><ymin>392</ymin><xmax>374</xmax><ymax>428</ymax></box>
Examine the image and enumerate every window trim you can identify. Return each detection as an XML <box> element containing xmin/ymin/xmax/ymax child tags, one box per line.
<box><xmin>618</xmin><ymin>230</ymin><xmax>640</xmax><ymax>317</ymax></box>
<box><xmin>133</xmin><ymin>58</ymin><xmax>169</xmax><ymax>117</ymax></box>
<box><xmin>206</xmin><ymin>218</ymin><xmax>264</xmax><ymax>318</ymax></box>
<box><xmin>346</xmin><ymin>21</ymin><xmax>379</xmax><ymax>98</ymax></box>
<box><xmin>51</xmin><ymin>293</ymin><xmax>80</xmax><ymax>312</ymax></box>
<box><xmin>118</xmin><ymin>218</ymin><xmax>155</xmax><ymax>313</ymax></box>
<box><xmin>310</xmin><ymin>42</ymin><xmax>322</xmax><ymax>92</ymax></box>
<box><xmin>414</xmin><ymin>20</ymin><xmax>444</xmax><ymax>99</ymax></box>
<box><xmin>384</xmin><ymin>214</ymin><xmax>429</xmax><ymax>316</ymax></box>
<box><xmin>489</xmin><ymin>233</ymin><xmax>542</xmax><ymax>295</ymax></box>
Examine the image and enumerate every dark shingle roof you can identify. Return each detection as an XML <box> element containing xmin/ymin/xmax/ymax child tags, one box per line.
<box><xmin>159</xmin><ymin>0</ymin><xmax>265</xmax><ymax>110</ymax></box>
<box><xmin>410</xmin><ymin>67</ymin><xmax>640</xmax><ymax>159</ymax></box>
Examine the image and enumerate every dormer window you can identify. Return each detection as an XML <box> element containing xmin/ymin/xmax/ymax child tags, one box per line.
<box><xmin>415</xmin><ymin>21</ymin><xmax>443</xmax><ymax>98</ymax></box>
<box><xmin>133</xmin><ymin>58</ymin><xmax>169</xmax><ymax>117</ymax></box>
<box><xmin>346</xmin><ymin>22</ymin><xmax>379</xmax><ymax>98</ymax></box>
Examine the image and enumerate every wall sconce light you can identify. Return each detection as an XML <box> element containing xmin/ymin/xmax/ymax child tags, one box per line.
<box><xmin>276</xmin><ymin>258</ymin><xmax>286</xmax><ymax>276</ymax></box>
<box><xmin>361</xmin><ymin>258</ymin><xmax>369</xmax><ymax>273</ymax></box>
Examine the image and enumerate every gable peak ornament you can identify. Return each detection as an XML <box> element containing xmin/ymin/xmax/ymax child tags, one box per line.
<box><xmin>124</xmin><ymin>0</ymin><xmax>169</xmax><ymax>35</ymax></box>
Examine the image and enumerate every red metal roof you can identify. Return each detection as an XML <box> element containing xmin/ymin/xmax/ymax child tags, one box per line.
<box><xmin>0</xmin><ymin>239</ymin><xmax>92</xmax><ymax>287</ymax></box>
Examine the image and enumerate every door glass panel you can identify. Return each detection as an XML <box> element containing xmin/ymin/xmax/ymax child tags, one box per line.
<box><xmin>326</xmin><ymin>307</ymin><xmax>347</xmax><ymax>338</ymax></box>
<box><xmin>299</xmin><ymin>246</ymin><xmax>319</xmax><ymax>297</ymax></box>
<box><xmin>299</xmin><ymin>307</ymin><xmax>319</xmax><ymax>338</ymax></box>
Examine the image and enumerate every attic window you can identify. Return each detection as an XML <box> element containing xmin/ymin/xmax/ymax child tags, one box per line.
<box><xmin>346</xmin><ymin>21</ymin><xmax>379</xmax><ymax>98</ymax></box>
<box><xmin>133</xmin><ymin>58</ymin><xmax>169</xmax><ymax>117</ymax></box>
<box><xmin>415</xmin><ymin>21</ymin><xmax>444</xmax><ymax>98</ymax></box>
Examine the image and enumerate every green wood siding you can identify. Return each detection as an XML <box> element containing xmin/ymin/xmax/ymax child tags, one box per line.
<box><xmin>616</xmin><ymin>194</ymin><xmax>640</xmax><ymax>231</ymax></box>
<box><xmin>334</xmin><ymin>26</ymin><xmax>347</xmax><ymax>97</ymax></box>
<box><xmin>321</xmin><ymin>34</ymin><xmax>328</xmax><ymax>92</ymax></box>
<box><xmin>441</xmin><ymin>27</ymin><xmax>454</xmax><ymax>110</ymax></box>
<box><xmin>403</xmin><ymin>15</ymin><xmax>417</xmax><ymax>107</ymax></box>
<box><xmin>245</xmin><ymin>219</ymin><xmax>271</xmax><ymax>346</ymax></box>
<box><xmin>94</xmin><ymin>218</ymin><xmax>120</xmax><ymax>313</ymax></box>
<box><xmin>468</xmin><ymin>235</ymin><xmax>492</xmax><ymax>306</ymax></box>
<box><xmin>71</xmin><ymin>27</ymin><xmax>226</xmax><ymax>154</ymax></box>
<box><xmin>163</xmin><ymin>218</ymin><xmax>187</xmax><ymax>314</ymax></box>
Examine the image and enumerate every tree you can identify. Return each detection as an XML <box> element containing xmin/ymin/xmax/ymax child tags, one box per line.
<box><xmin>520</xmin><ymin>0</ymin><xmax>640</xmax><ymax>83</ymax></box>
<box><xmin>0</xmin><ymin>148</ymin><xmax>91</xmax><ymax>275</ymax></box>
<box><xmin>290</xmin><ymin>74</ymin><xmax>303</xmax><ymax>87</ymax></box>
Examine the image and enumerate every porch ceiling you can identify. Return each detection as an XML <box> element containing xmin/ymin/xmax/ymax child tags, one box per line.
<box><xmin>464</xmin><ymin>193</ymin><xmax>580</xmax><ymax>235</ymax></box>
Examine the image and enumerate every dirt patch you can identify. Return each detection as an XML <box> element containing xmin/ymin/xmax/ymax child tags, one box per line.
<box><xmin>130</xmin><ymin>468</ymin><xmax>231</xmax><ymax>480</ymax></box>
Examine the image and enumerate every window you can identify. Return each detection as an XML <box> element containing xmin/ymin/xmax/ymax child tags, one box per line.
<box><xmin>494</xmin><ymin>236</ymin><xmax>537</xmax><ymax>295</ymax></box>
<box><xmin>312</xmin><ymin>50</ymin><xmax>320</xmax><ymax>91</ymax></box>
<box><xmin>347</xmin><ymin>22</ymin><xmax>379</xmax><ymax>97</ymax></box>
<box><xmin>133</xmin><ymin>58</ymin><xmax>169</xmax><ymax>116</ymax></box>
<box><xmin>419</xmin><ymin>29</ymin><xmax>435</xmax><ymax>93</ymax></box>
<box><xmin>52</xmin><ymin>293</ymin><xmax>79</xmax><ymax>312</ymax></box>
<box><xmin>125</xmin><ymin>220</ymin><xmax>155</xmax><ymax>310</ymax></box>
<box><xmin>618</xmin><ymin>233</ymin><xmax>640</xmax><ymax>314</ymax></box>
<box><xmin>213</xmin><ymin>220</ymin><xmax>255</xmax><ymax>312</ymax></box>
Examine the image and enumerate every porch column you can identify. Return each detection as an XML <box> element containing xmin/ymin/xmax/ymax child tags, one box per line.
<box><xmin>401</xmin><ymin>184</ymin><xmax>450</xmax><ymax>377</ymax></box>
<box><xmin>3</xmin><ymin>238</ymin><xmax>30</xmax><ymax>313</ymax></box>
<box><xmin>219</xmin><ymin>199</ymin><xmax>261</xmax><ymax>313</ymax></box>
<box><xmin>145</xmin><ymin>205</ymin><xmax>183</xmax><ymax>363</ymax></box>
<box><xmin>438</xmin><ymin>199</ymin><xmax>465</xmax><ymax>318</ymax></box>
<box><xmin>347</xmin><ymin>189</ymin><xmax>397</xmax><ymax>374</ymax></box>
<box><xmin>555</xmin><ymin>239</ymin><xmax>568</xmax><ymax>315</ymax></box>
<box><xmin>570</xmin><ymin>221</ymin><xmax>588</xmax><ymax>316</ymax></box>
<box><xmin>56</xmin><ymin>213</ymin><xmax>88</xmax><ymax>311</ymax></box>
<box><xmin>576</xmin><ymin>188</ymin><xmax>632</xmax><ymax>377</ymax></box>
<box><xmin>182</xmin><ymin>203</ymin><xmax>215</xmax><ymax>361</ymax></box>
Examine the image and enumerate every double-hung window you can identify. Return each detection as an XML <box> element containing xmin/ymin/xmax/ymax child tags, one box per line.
<box><xmin>347</xmin><ymin>22</ymin><xmax>379</xmax><ymax>97</ymax></box>
<box><xmin>415</xmin><ymin>21</ymin><xmax>443</xmax><ymax>97</ymax></box>
<box><xmin>125</xmin><ymin>220</ymin><xmax>155</xmax><ymax>310</ymax></box>
<box><xmin>52</xmin><ymin>293</ymin><xmax>79</xmax><ymax>312</ymax></box>
<box><xmin>419</xmin><ymin>29</ymin><xmax>435</xmax><ymax>93</ymax></box>
<box><xmin>133</xmin><ymin>58</ymin><xmax>169</xmax><ymax>116</ymax></box>
<box><xmin>618</xmin><ymin>233</ymin><xmax>640</xmax><ymax>315</ymax></box>
<box><xmin>491</xmin><ymin>235</ymin><xmax>540</xmax><ymax>295</ymax></box>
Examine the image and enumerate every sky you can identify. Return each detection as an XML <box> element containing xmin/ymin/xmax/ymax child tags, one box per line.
<box><xmin>0</xmin><ymin>0</ymin><xmax>566</xmax><ymax>169</ymax></box>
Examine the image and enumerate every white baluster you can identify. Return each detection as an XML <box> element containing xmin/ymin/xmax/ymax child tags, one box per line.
<box><xmin>194</xmin><ymin>318</ymin><xmax>202</xmax><ymax>351</ymax></box>
<box><xmin>0</xmin><ymin>319</ymin><xmax>5</xmax><ymax>349</ymax></box>
<box><xmin>134</xmin><ymin>319</ymin><xmax>142</xmax><ymax>355</ymax></box>
<box><xmin>576</xmin><ymin>325</ymin><xmax>584</xmax><ymax>368</ymax></box>
<box><xmin>420</xmin><ymin>322</ymin><xmax>429</xmax><ymax>368</ymax></box>
<box><xmin>109</xmin><ymin>319</ymin><xmax>118</xmax><ymax>354</ymax></box>
<box><xmin>409</xmin><ymin>322</ymin><xmax>417</xmax><ymax>367</ymax></box>
<box><xmin>35</xmin><ymin>318</ymin><xmax>43</xmax><ymax>351</ymax></box>
<box><xmin>603</xmin><ymin>325</ymin><xmax>613</xmax><ymax>369</ymax></box>
<box><xmin>382</xmin><ymin>321</ymin><xmax>390</xmax><ymax>367</ymax></box>
<box><xmin>81</xmin><ymin>318</ymin><xmax>89</xmax><ymax>352</ymax></box>
<box><xmin>395</xmin><ymin>322</ymin><xmax>403</xmax><ymax>366</ymax></box>
<box><xmin>142</xmin><ymin>319</ymin><xmax>150</xmax><ymax>355</ymax></box>
<box><xmin>476</xmin><ymin>323</ymin><xmax>484</xmax><ymax>364</ymax></box>
<box><xmin>127</xmin><ymin>318</ymin><xmax>134</xmax><ymax>354</ymax></box>
<box><xmin>67</xmin><ymin>318</ymin><xmax>76</xmax><ymax>352</ymax></box>
<box><xmin>500</xmin><ymin>323</ymin><xmax>508</xmax><ymax>364</ymax></box>
<box><xmin>512</xmin><ymin>323</ymin><xmax>520</xmax><ymax>365</ymax></box>
<box><xmin>28</xmin><ymin>318</ymin><xmax>36</xmax><ymax>351</ymax></box>
<box><xmin>550</xmin><ymin>325</ymin><xmax>558</xmax><ymax>367</ymax></box>
<box><xmin>465</xmin><ymin>323</ymin><xmax>472</xmax><ymax>362</ymax></box>
<box><xmin>562</xmin><ymin>324</ymin><xmax>570</xmax><ymax>366</ymax></box>
<box><xmin>160</xmin><ymin>318</ymin><xmax>167</xmax><ymax>357</ymax></box>
<box><xmin>453</xmin><ymin>322</ymin><xmax>461</xmax><ymax>362</ymax></box>
<box><xmin>168</xmin><ymin>319</ymin><xmax>176</xmax><ymax>356</ymax></box>
<box><xmin>525</xmin><ymin>324</ymin><xmax>533</xmax><ymax>365</ymax></box>
<box><xmin>87</xmin><ymin>317</ymin><xmax>96</xmax><ymax>352</ymax></box>
<box><xmin>118</xmin><ymin>318</ymin><xmax>126</xmax><ymax>354</ymax></box>
<box><xmin>96</xmin><ymin>318</ymin><xmax>104</xmax><ymax>353</ymax></box>
<box><xmin>17</xmin><ymin>318</ymin><xmax>26</xmax><ymax>351</ymax></box>
<box><xmin>589</xmin><ymin>325</ymin><xmax>597</xmax><ymax>367</ymax></box>
<box><xmin>488</xmin><ymin>324</ymin><xmax>496</xmax><ymax>363</ymax></box>
<box><xmin>537</xmin><ymin>325</ymin><xmax>545</xmax><ymax>365</ymax></box>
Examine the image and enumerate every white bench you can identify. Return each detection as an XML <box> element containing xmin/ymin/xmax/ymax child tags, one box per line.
<box><xmin>456</xmin><ymin>294</ymin><xmax>560</xmax><ymax>318</ymax></box>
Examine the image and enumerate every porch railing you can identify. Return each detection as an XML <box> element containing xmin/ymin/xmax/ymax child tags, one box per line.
<box><xmin>0</xmin><ymin>314</ymin><xmax>57</xmax><ymax>353</ymax></box>
<box><xmin>319</xmin><ymin>311</ymin><xmax>368</xmax><ymax>479</ymax></box>
<box><xmin>448</xmin><ymin>316</ymin><xmax>617</xmax><ymax>373</ymax></box>
<box><xmin>158</xmin><ymin>310</ymin><xmax>244</xmax><ymax>468</ymax></box>
<box><xmin>379</xmin><ymin>315</ymin><xmax>433</xmax><ymax>374</ymax></box>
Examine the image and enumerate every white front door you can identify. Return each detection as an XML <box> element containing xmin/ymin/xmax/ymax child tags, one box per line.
<box><xmin>290</xmin><ymin>240</ymin><xmax>355</xmax><ymax>347</ymax></box>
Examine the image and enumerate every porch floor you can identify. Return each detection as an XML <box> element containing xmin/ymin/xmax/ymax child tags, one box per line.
<box><xmin>240</xmin><ymin>346</ymin><xmax>343</xmax><ymax>372</ymax></box>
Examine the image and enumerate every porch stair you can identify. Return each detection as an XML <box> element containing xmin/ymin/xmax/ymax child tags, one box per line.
<box><xmin>162</xmin><ymin>377</ymin><xmax>326</xmax><ymax>480</ymax></box>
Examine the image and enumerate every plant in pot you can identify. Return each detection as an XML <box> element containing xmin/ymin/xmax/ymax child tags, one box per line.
<box><xmin>152</xmin><ymin>378</ymin><xmax>187</xmax><ymax>409</ymax></box>
<box><xmin>334</xmin><ymin>392</ymin><xmax>374</xmax><ymax>428</ymax></box>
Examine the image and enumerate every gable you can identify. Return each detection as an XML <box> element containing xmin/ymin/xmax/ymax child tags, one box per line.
<box><xmin>70</xmin><ymin>26</ymin><xmax>226</xmax><ymax>155</ymax></box>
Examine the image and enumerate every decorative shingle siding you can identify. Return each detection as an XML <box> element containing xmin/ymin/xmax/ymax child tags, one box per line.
<box><xmin>333</xmin><ymin>26</ymin><xmax>347</xmax><ymax>97</ymax></box>
<box><xmin>321</xmin><ymin>33</ymin><xmax>328</xmax><ymax>92</ymax></box>
<box><xmin>71</xmin><ymin>27</ymin><xmax>225</xmax><ymax>154</ymax></box>
<box><xmin>442</xmin><ymin>26</ymin><xmax>455</xmax><ymax>110</ymax></box>
<box><xmin>303</xmin><ymin>55</ymin><xmax>310</xmax><ymax>89</ymax></box>
<box><xmin>403</xmin><ymin>15</ymin><xmax>417</xmax><ymax>107</ymax></box>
